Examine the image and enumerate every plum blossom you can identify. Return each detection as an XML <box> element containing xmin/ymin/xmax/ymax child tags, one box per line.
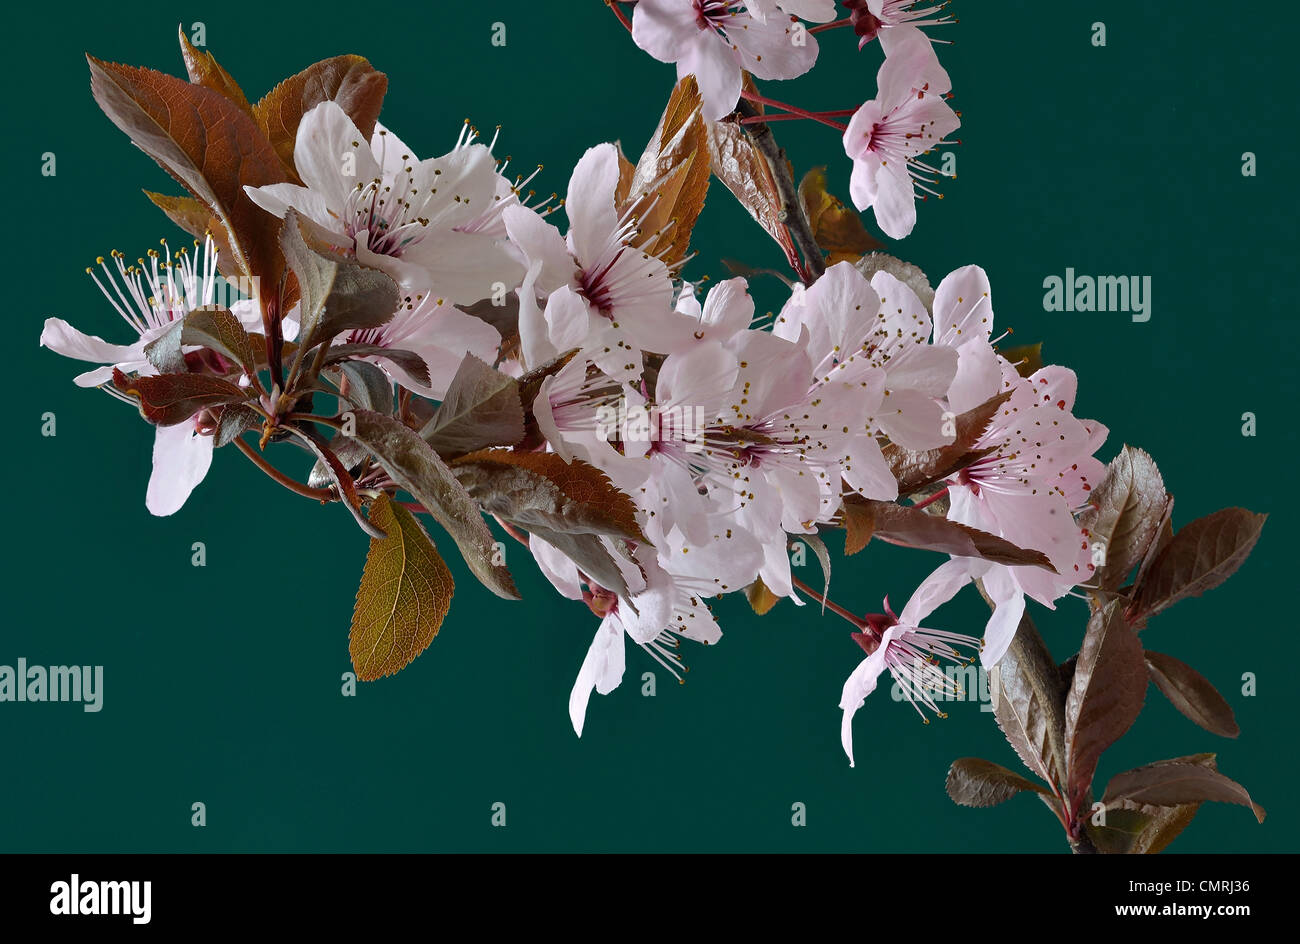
<box><xmin>632</xmin><ymin>0</ymin><xmax>820</xmax><ymax>121</ymax></box>
<box><xmin>838</xmin><ymin>559</ymin><xmax>981</xmax><ymax>766</ymax></box>
<box><xmin>773</xmin><ymin>260</ymin><xmax>957</xmax><ymax>467</ymax></box>
<box><xmin>40</xmin><ymin>236</ymin><xmax>231</xmax><ymax>516</ymax></box>
<box><xmin>503</xmin><ymin>143</ymin><xmax>688</xmax><ymax>381</ymax></box>
<box><xmin>245</xmin><ymin>103</ymin><xmax>521</xmax><ymax>303</ymax></box>
<box><xmin>842</xmin><ymin>27</ymin><xmax>959</xmax><ymax>238</ymax></box>
<box><xmin>844</xmin><ymin>1</ymin><xmax>956</xmax><ymax>51</ymax></box>
<box><xmin>343</xmin><ymin>291</ymin><xmax>501</xmax><ymax>399</ymax></box>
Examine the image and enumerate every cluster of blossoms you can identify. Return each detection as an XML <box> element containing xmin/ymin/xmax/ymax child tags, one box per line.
<box><xmin>630</xmin><ymin>0</ymin><xmax>958</xmax><ymax>238</ymax></box>
<box><xmin>43</xmin><ymin>6</ymin><xmax>1266</xmax><ymax>854</ymax></box>
<box><xmin>41</xmin><ymin>3</ymin><xmax>1106</xmax><ymax>761</ymax></box>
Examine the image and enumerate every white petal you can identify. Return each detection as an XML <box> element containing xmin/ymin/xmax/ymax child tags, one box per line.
<box><xmin>145</xmin><ymin>423</ymin><xmax>214</xmax><ymax>517</ymax></box>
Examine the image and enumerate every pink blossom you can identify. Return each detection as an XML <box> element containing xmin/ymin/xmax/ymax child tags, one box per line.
<box><xmin>632</xmin><ymin>0</ymin><xmax>819</xmax><ymax>121</ymax></box>
<box><xmin>842</xmin><ymin>28</ymin><xmax>959</xmax><ymax>238</ymax></box>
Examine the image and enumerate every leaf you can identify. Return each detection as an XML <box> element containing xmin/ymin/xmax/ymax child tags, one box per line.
<box><xmin>989</xmin><ymin>610</ymin><xmax>1069</xmax><ymax>792</ymax></box>
<box><xmin>1063</xmin><ymin>600</ymin><xmax>1148</xmax><ymax>812</ymax></box>
<box><xmin>177</xmin><ymin>26</ymin><xmax>251</xmax><ymax>113</ymax></box>
<box><xmin>841</xmin><ymin>497</ymin><xmax>875</xmax><ymax>555</ymax></box>
<box><xmin>350</xmin><ymin>493</ymin><xmax>454</xmax><ymax>681</ymax></box>
<box><xmin>452</xmin><ymin>450</ymin><xmax>645</xmax><ymax>544</ymax></box>
<box><xmin>946</xmin><ymin>757</ymin><xmax>1051</xmax><ymax>807</ymax></box>
<box><xmin>348</xmin><ymin>411</ymin><xmax>519</xmax><ymax>600</ymax></box>
<box><xmin>1145</xmin><ymin>650</ymin><xmax>1239</xmax><ymax>738</ymax></box>
<box><xmin>321</xmin><ymin>343</ymin><xmax>430</xmax><ymax>389</ymax></box>
<box><xmin>1086</xmin><ymin>807</ymin><xmax>1153</xmax><ymax>854</ymax></box>
<box><xmin>1131</xmin><ymin>508</ymin><xmax>1267</xmax><ymax>618</ymax></box>
<box><xmin>619</xmin><ymin>75</ymin><xmax>710</xmax><ymax>269</ymax></box>
<box><xmin>253</xmin><ymin>55</ymin><xmax>387</xmax><ymax>184</ymax></box>
<box><xmin>845</xmin><ymin>497</ymin><xmax>1054</xmax><ymax>570</ymax></box>
<box><xmin>1077</xmin><ymin>446</ymin><xmax>1167</xmax><ymax>591</ymax></box>
<box><xmin>746</xmin><ymin>577</ymin><xmax>780</xmax><ymax>615</ymax></box>
<box><xmin>421</xmin><ymin>355</ymin><xmax>526</xmax><ymax>458</ymax></box>
<box><xmin>87</xmin><ymin>55</ymin><xmax>287</xmax><ymax>285</ymax></box>
<box><xmin>279</xmin><ymin>209</ymin><xmax>400</xmax><ymax>352</ymax></box>
<box><xmin>800</xmin><ymin>532</ymin><xmax>831</xmax><ymax>612</ymax></box>
<box><xmin>143</xmin><ymin>318</ymin><xmax>186</xmax><ymax>374</ymax></box>
<box><xmin>336</xmin><ymin>360</ymin><xmax>393</xmax><ymax>414</ymax></box>
<box><xmin>281</xmin><ymin>425</ymin><xmax>385</xmax><ymax>541</ymax></box>
<box><xmin>111</xmin><ymin>367</ymin><xmax>248</xmax><ymax>426</ymax></box>
<box><xmin>882</xmin><ymin>391</ymin><xmax>1009</xmax><ymax>495</ymax></box>
<box><xmin>798</xmin><ymin>166</ymin><xmax>881</xmax><ymax>263</ymax></box>
<box><xmin>1103</xmin><ymin>757</ymin><xmax>1265</xmax><ymax>824</ymax></box>
<box><xmin>451</xmin><ymin>450</ymin><xmax>646</xmax><ymax>596</ymax></box>
<box><xmin>213</xmin><ymin>403</ymin><xmax>263</xmax><ymax>448</ymax></box>
<box><xmin>182</xmin><ymin>307</ymin><xmax>258</xmax><ymax>375</ymax></box>
<box><xmin>706</xmin><ymin>77</ymin><xmax>794</xmax><ymax>257</ymax></box>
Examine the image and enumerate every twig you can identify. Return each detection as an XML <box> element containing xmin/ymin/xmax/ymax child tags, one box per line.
<box><xmin>233</xmin><ymin>435</ymin><xmax>334</xmax><ymax>502</ymax></box>
<box><xmin>734</xmin><ymin>99</ymin><xmax>826</xmax><ymax>284</ymax></box>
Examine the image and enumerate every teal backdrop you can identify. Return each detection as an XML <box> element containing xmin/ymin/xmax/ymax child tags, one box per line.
<box><xmin>4</xmin><ymin>1</ymin><xmax>1295</xmax><ymax>852</ymax></box>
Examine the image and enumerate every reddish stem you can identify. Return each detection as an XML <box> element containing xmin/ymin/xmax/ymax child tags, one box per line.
<box><xmin>233</xmin><ymin>435</ymin><xmax>334</xmax><ymax>502</ymax></box>
<box><xmin>740</xmin><ymin>89</ymin><xmax>849</xmax><ymax>131</ymax></box>
<box><xmin>791</xmin><ymin>575</ymin><xmax>866</xmax><ymax>629</ymax></box>
<box><xmin>606</xmin><ymin>0</ymin><xmax>633</xmax><ymax>32</ymax></box>
<box><xmin>809</xmin><ymin>17</ymin><xmax>852</xmax><ymax>34</ymax></box>
<box><xmin>910</xmin><ymin>486</ymin><xmax>950</xmax><ymax>511</ymax></box>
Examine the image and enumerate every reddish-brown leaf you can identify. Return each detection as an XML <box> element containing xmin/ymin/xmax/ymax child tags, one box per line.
<box><xmin>882</xmin><ymin>391</ymin><xmax>1010</xmax><ymax>496</ymax></box>
<box><xmin>87</xmin><ymin>55</ymin><xmax>288</xmax><ymax>287</ymax></box>
<box><xmin>1145</xmin><ymin>650</ymin><xmax>1240</xmax><ymax>738</ymax></box>
<box><xmin>846</xmin><ymin>497</ymin><xmax>1054</xmax><ymax>570</ymax></box>
<box><xmin>1078</xmin><ymin>446</ymin><xmax>1167</xmax><ymax>591</ymax></box>
<box><xmin>177</xmin><ymin>26</ymin><xmax>251</xmax><ymax>114</ymax></box>
<box><xmin>112</xmin><ymin>367</ymin><xmax>248</xmax><ymax>427</ymax></box>
<box><xmin>1063</xmin><ymin>600</ymin><xmax>1148</xmax><ymax>811</ymax></box>
<box><xmin>945</xmin><ymin>757</ymin><xmax>1050</xmax><ymax>808</ymax></box>
<box><xmin>620</xmin><ymin>75</ymin><xmax>710</xmax><ymax>269</ymax></box>
<box><xmin>253</xmin><ymin>55</ymin><xmax>387</xmax><ymax>185</ymax></box>
<box><xmin>1103</xmin><ymin>756</ymin><xmax>1265</xmax><ymax>824</ymax></box>
<box><xmin>1132</xmin><ymin>508</ymin><xmax>1266</xmax><ymax>618</ymax></box>
<box><xmin>798</xmin><ymin>166</ymin><xmax>881</xmax><ymax>263</ymax></box>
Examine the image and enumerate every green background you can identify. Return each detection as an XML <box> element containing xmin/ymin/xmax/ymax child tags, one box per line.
<box><xmin>4</xmin><ymin>0</ymin><xmax>1294</xmax><ymax>852</ymax></box>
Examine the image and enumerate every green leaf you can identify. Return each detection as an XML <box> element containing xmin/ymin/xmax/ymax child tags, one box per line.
<box><xmin>1144</xmin><ymin>650</ymin><xmax>1239</xmax><ymax>738</ymax></box>
<box><xmin>1103</xmin><ymin>756</ymin><xmax>1265</xmax><ymax>824</ymax></box>
<box><xmin>945</xmin><ymin>757</ymin><xmax>1051</xmax><ymax>808</ymax></box>
<box><xmin>1077</xmin><ymin>446</ymin><xmax>1168</xmax><ymax>592</ymax></box>
<box><xmin>421</xmin><ymin>355</ymin><xmax>525</xmax><ymax>458</ymax></box>
<box><xmin>348</xmin><ymin>411</ymin><xmax>520</xmax><ymax>600</ymax></box>
<box><xmin>843</xmin><ymin>497</ymin><xmax>1055</xmax><ymax>570</ymax></box>
<box><xmin>279</xmin><ymin>209</ymin><xmax>401</xmax><ymax>353</ymax></box>
<box><xmin>350</xmin><ymin>493</ymin><xmax>454</xmax><ymax>681</ymax></box>
<box><xmin>1131</xmin><ymin>508</ymin><xmax>1267</xmax><ymax>619</ymax></box>
<box><xmin>280</xmin><ymin>425</ymin><xmax>385</xmax><ymax>541</ymax></box>
<box><xmin>1064</xmin><ymin>600</ymin><xmax>1148</xmax><ymax>813</ymax></box>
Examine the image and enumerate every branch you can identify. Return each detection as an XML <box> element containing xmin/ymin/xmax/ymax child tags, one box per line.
<box><xmin>735</xmin><ymin>99</ymin><xmax>826</xmax><ymax>284</ymax></box>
